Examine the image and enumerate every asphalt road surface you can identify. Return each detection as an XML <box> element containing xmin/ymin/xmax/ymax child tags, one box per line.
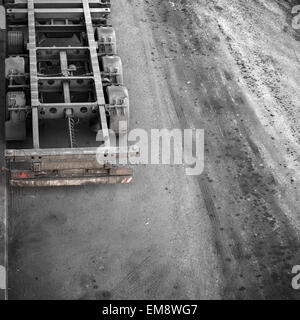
<box><xmin>7</xmin><ymin>0</ymin><xmax>300</xmax><ymax>299</ymax></box>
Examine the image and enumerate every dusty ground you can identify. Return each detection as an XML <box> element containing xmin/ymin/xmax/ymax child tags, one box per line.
<box><xmin>7</xmin><ymin>0</ymin><xmax>300</xmax><ymax>299</ymax></box>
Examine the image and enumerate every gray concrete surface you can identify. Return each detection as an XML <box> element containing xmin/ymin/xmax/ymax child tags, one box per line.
<box><xmin>7</xmin><ymin>0</ymin><xmax>300</xmax><ymax>300</ymax></box>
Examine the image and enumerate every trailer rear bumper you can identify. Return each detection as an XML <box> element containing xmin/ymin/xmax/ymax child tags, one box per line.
<box><xmin>9</xmin><ymin>168</ymin><xmax>134</xmax><ymax>187</ymax></box>
<box><xmin>5</xmin><ymin>146</ymin><xmax>139</xmax><ymax>187</ymax></box>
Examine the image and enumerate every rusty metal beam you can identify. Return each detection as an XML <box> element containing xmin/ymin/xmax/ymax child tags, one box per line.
<box><xmin>9</xmin><ymin>167</ymin><xmax>134</xmax><ymax>187</ymax></box>
<box><xmin>11</xmin><ymin>167</ymin><xmax>132</xmax><ymax>179</ymax></box>
<box><xmin>7</xmin><ymin>8</ymin><xmax>110</xmax><ymax>20</ymax></box>
<box><xmin>5</xmin><ymin>146</ymin><xmax>139</xmax><ymax>162</ymax></box>
<box><xmin>36</xmin><ymin>47</ymin><xmax>90</xmax><ymax>50</ymax></box>
<box><xmin>82</xmin><ymin>0</ymin><xmax>110</xmax><ymax>145</ymax></box>
<box><xmin>28</xmin><ymin>0</ymin><xmax>40</xmax><ymax>149</ymax></box>
<box><xmin>10</xmin><ymin>175</ymin><xmax>134</xmax><ymax>187</ymax></box>
<box><xmin>38</xmin><ymin>102</ymin><xmax>98</xmax><ymax>108</ymax></box>
<box><xmin>59</xmin><ymin>50</ymin><xmax>71</xmax><ymax>103</ymax></box>
<box><xmin>8</xmin><ymin>8</ymin><xmax>109</xmax><ymax>12</ymax></box>
<box><xmin>38</xmin><ymin>76</ymin><xmax>94</xmax><ymax>80</ymax></box>
<box><xmin>8</xmin><ymin>0</ymin><xmax>109</xmax><ymax>7</ymax></box>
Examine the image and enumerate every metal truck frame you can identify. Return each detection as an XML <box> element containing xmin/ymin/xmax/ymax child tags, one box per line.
<box><xmin>1</xmin><ymin>0</ymin><xmax>138</xmax><ymax>187</ymax></box>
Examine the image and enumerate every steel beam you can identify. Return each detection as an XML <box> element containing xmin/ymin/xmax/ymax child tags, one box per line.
<box><xmin>5</xmin><ymin>146</ymin><xmax>139</xmax><ymax>161</ymax></box>
<box><xmin>11</xmin><ymin>168</ymin><xmax>132</xmax><ymax>179</ymax></box>
<box><xmin>59</xmin><ymin>50</ymin><xmax>71</xmax><ymax>104</ymax></box>
<box><xmin>28</xmin><ymin>0</ymin><xmax>40</xmax><ymax>149</ymax></box>
<box><xmin>36</xmin><ymin>47</ymin><xmax>90</xmax><ymax>50</ymax></box>
<box><xmin>82</xmin><ymin>0</ymin><xmax>110</xmax><ymax>145</ymax></box>
<box><xmin>38</xmin><ymin>102</ymin><xmax>98</xmax><ymax>108</ymax></box>
<box><xmin>8</xmin><ymin>8</ymin><xmax>110</xmax><ymax>13</ymax></box>
<box><xmin>9</xmin><ymin>0</ymin><xmax>109</xmax><ymax>7</ymax></box>
<box><xmin>7</xmin><ymin>8</ymin><xmax>110</xmax><ymax>19</ymax></box>
<box><xmin>9</xmin><ymin>175</ymin><xmax>134</xmax><ymax>187</ymax></box>
<box><xmin>38</xmin><ymin>76</ymin><xmax>94</xmax><ymax>80</ymax></box>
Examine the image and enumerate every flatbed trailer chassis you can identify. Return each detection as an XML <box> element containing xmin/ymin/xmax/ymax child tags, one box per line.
<box><xmin>1</xmin><ymin>0</ymin><xmax>138</xmax><ymax>187</ymax></box>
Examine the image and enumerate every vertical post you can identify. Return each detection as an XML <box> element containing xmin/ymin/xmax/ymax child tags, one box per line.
<box><xmin>28</xmin><ymin>0</ymin><xmax>40</xmax><ymax>149</ymax></box>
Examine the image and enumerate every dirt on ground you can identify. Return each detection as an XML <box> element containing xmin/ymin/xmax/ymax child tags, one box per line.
<box><xmin>7</xmin><ymin>0</ymin><xmax>300</xmax><ymax>300</ymax></box>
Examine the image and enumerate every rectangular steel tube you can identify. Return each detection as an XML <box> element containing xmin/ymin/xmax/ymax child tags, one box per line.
<box><xmin>28</xmin><ymin>0</ymin><xmax>40</xmax><ymax>149</ymax></box>
<box><xmin>9</xmin><ymin>175</ymin><xmax>134</xmax><ymax>187</ymax></box>
<box><xmin>5</xmin><ymin>146</ymin><xmax>139</xmax><ymax>161</ymax></box>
